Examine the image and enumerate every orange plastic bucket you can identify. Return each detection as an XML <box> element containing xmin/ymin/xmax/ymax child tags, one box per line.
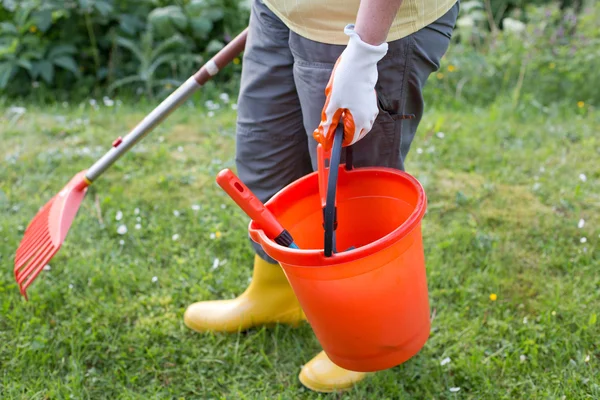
<box><xmin>248</xmin><ymin>129</ymin><xmax>429</xmax><ymax>372</ymax></box>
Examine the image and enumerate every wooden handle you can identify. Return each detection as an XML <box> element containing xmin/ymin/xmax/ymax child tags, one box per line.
<box><xmin>194</xmin><ymin>28</ymin><xmax>249</xmax><ymax>85</ymax></box>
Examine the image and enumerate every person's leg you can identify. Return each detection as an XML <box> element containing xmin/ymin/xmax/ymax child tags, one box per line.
<box><xmin>289</xmin><ymin>2</ymin><xmax>459</xmax><ymax>393</ymax></box>
<box><xmin>184</xmin><ymin>0</ymin><xmax>311</xmax><ymax>333</ymax></box>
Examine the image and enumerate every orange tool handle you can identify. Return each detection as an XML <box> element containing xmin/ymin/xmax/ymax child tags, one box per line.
<box><xmin>216</xmin><ymin>169</ymin><xmax>285</xmax><ymax>241</ymax></box>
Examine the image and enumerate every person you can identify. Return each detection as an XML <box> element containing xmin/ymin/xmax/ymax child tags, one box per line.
<box><xmin>184</xmin><ymin>0</ymin><xmax>459</xmax><ymax>392</ymax></box>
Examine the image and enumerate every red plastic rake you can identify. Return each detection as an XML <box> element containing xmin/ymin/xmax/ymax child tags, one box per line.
<box><xmin>14</xmin><ymin>29</ymin><xmax>248</xmax><ymax>299</ymax></box>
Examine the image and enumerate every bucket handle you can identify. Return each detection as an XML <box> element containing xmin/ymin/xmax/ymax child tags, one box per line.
<box><xmin>323</xmin><ymin>124</ymin><xmax>352</xmax><ymax>257</ymax></box>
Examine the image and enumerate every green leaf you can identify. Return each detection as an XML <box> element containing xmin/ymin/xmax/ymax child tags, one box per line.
<box><xmin>148</xmin><ymin>6</ymin><xmax>188</xmax><ymax>38</ymax></box>
<box><xmin>118</xmin><ymin>14</ymin><xmax>145</xmax><ymax>36</ymax></box>
<box><xmin>17</xmin><ymin>59</ymin><xmax>32</xmax><ymax>71</ymax></box>
<box><xmin>205</xmin><ymin>39</ymin><xmax>224</xmax><ymax>53</ymax></box>
<box><xmin>0</xmin><ymin>61</ymin><xmax>16</xmax><ymax>89</ymax></box>
<box><xmin>150</xmin><ymin>35</ymin><xmax>187</xmax><ymax>61</ymax></box>
<box><xmin>47</xmin><ymin>44</ymin><xmax>77</xmax><ymax>59</ymax></box>
<box><xmin>147</xmin><ymin>54</ymin><xmax>175</xmax><ymax>79</ymax></box>
<box><xmin>53</xmin><ymin>56</ymin><xmax>80</xmax><ymax>76</ymax></box>
<box><xmin>33</xmin><ymin>60</ymin><xmax>54</xmax><ymax>84</ymax></box>
<box><xmin>107</xmin><ymin>75</ymin><xmax>144</xmax><ymax>93</ymax></box>
<box><xmin>190</xmin><ymin>17</ymin><xmax>212</xmax><ymax>39</ymax></box>
<box><xmin>94</xmin><ymin>0</ymin><xmax>114</xmax><ymax>17</ymax></box>
<box><xmin>116</xmin><ymin>36</ymin><xmax>145</xmax><ymax>64</ymax></box>
<box><xmin>185</xmin><ymin>0</ymin><xmax>207</xmax><ymax>16</ymax></box>
<box><xmin>204</xmin><ymin>7</ymin><xmax>224</xmax><ymax>22</ymax></box>
<box><xmin>32</xmin><ymin>10</ymin><xmax>53</xmax><ymax>32</ymax></box>
<box><xmin>0</xmin><ymin>22</ymin><xmax>18</xmax><ymax>35</ymax></box>
<box><xmin>590</xmin><ymin>313</ymin><xmax>597</xmax><ymax>326</ymax></box>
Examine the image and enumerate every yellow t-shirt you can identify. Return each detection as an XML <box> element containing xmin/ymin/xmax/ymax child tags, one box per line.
<box><xmin>262</xmin><ymin>0</ymin><xmax>458</xmax><ymax>45</ymax></box>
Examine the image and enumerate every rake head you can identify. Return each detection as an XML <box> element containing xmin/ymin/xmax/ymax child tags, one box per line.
<box><xmin>14</xmin><ymin>171</ymin><xmax>90</xmax><ymax>299</ymax></box>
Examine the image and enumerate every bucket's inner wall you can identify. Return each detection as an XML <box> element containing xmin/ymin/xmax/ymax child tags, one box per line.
<box><xmin>271</xmin><ymin>170</ymin><xmax>420</xmax><ymax>252</ymax></box>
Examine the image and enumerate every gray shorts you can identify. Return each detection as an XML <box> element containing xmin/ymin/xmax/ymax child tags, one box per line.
<box><xmin>235</xmin><ymin>0</ymin><xmax>459</xmax><ymax>262</ymax></box>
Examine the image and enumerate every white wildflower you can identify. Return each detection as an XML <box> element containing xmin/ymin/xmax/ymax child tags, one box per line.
<box><xmin>580</xmin><ymin>237</ymin><xmax>587</xmax><ymax>243</ymax></box>
<box><xmin>579</xmin><ymin>173</ymin><xmax>587</xmax><ymax>182</ymax></box>
<box><xmin>8</xmin><ymin>106</ymin><xmax>26</xmax><ymax>115</ymax></box>
<box><xmin>440</xmin><ymin>357</ymin><xmax>451</xmax><ymax>366</ymax></box>
<box><xmin>585</xmin><ymin>355</ymin><xmax>590</xmax><ymax>362</ymax></box>
<box><xmin>134</xmin><ymin>208</ymin><xmax>140</xmax><ymax>215</ymax></box>
<box><xmin>210</xmin><ymin>233</ymin><xmax>216</xmax><ymax>239</ymax></box>
<box><xmin>219</xmin><ymin>93</ymin><xmax>230</xmax><ymax>103</ymax></box>
<box><xmin>152</xmin><ymin>276</ymin><xmax>158</xmax><ymax>283</ymax></box>
<box><xmin>449</xmin><ymin>387</ymin><xmax>460</xmax><ymax>393</ymax></box>
<box><xmin>89</xmin><ymin>99</ymin><xmax>97</xmax><ymax>107</ymax></box>
<box><xmin>103</xmin><ymin>96</ymin><xmax>114</xmax><ymax>107</ymax></box>
<box><xmin>220</xmin><ymin>204</ymin><xmax>226</xmax><ymax>209</ymax></box>
<box><xmin>539</xmin><ymin>166</ymin><xmax>545</xmax><ymax>172</ymax></box>
<box><xmin>578</xmin><ymin>219</ymin><xmax>585</xmax><ymax>229</ymax></box>
<box><xmin>436</xmin><ymin>132</ymin><xmax>445</xmax><ymax>139</ymax></box>
<box><xmin>177</xmin><ymin>146</ymin><xmax>183</xmax><ymax>152</ymax></box>
<box><xmin>502</xmin><ymin>17</ymin><xmax>526</xmax><ymax>34</ymax></box>
<box><xmin>173</xmin><ymin>210</ymin><xmax>180</xmax><ymax>217</ymax></box>
<box><xmin>117</xmin><ymin>225</ymin><xmax>127</xmax><ymax>235</ymax></box>
<box><xmin>43</xmin><ymin>265</ymin><xmax>51</xmax><ymax>271</ymax></box>
<box><xmin>135</xmin><ymin>224</ymin><xmax>141</xmax><ymax>230</ymax></box>
<box><xmin>417</xmin><ymin>148</ymin><xmax>423</xmax><ymax>154</ymax></box>
<box><xmin>69</xmin><ymin>283</ymin><xmax>74</xmax><ymax>289</ymax></box>
<box><xmin>136</xmin><ymin>217</ymin><xmax>141</xmax><ymax>222</ymax></box>
<box><xmin>533</xmin><ymin>182</ymin><xmax>541</xmax><ymax>191</ymax></box>
<box><xmin>115</xmin><ymin>210</ymin><xmax>123</xmax><ymax>221</ymax></box>
<box><xmin>208</xmin><ymin>111</ymin><xmax>215</xmax><ymax>118</ymax></box>
<box><xmin>159</xmin><ymin>136</ymin><xmax>164</xmax><ymax>143</ymax></box>
<box><xmin>212</xmin><ymin>258</ymin><xmax>220</xmax><ymax>270</ymax></box>
<box><xmin>231</xmin><ymin>103</ymin><xmax>238</xmax><ymax>110</ymax></box>
<box><xmin>520</xmin><ymin>355</ymin><xmax>526</xmax><ymax>362</ymax></box>
<box><xmin>523</xmin><ymin>317</ymin><xmax>528</xmax><ymax>324</ymax></box>
<box><xmin>191</xmin><ymin>204</ymin><xmax>201</xmax><ymax>211</ymax></box>
<box><xmin>119</xmin><ymin>239</ymin><xmax>124</xmax><ymax>245</ymax></box>
<box><xmin>172</xmin><ymin>233</ymin><xmax>180</xmax><ymax>241</ymax></box>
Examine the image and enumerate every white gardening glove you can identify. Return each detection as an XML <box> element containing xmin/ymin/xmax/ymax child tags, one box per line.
<box><xmin>313</xmin><ymin>24</ymin><xmax>388</xmax><ymax>150</ymax></box>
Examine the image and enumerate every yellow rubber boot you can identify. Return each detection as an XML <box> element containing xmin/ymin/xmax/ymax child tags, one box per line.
<box><xmin>299</xmin><ymin>351</ymin><xmax>368</xmax><ymax>393</ymax></box>
<box><xmin>184</xmin><ymin>255</ymin><xmax>305</xmax><ymax>333</ymax></box>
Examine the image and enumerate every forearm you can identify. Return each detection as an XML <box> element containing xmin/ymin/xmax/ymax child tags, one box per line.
<box><xmin>354</xmin><ymin>0</ymin><xmax>404</xmax><ymax>45</ymax></box>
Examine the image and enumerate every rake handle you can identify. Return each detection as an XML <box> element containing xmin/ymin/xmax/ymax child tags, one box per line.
<box><xmin>85</xmin><ymin>29</ymin><xmax>248</xmax><ymax>182</ymax></box>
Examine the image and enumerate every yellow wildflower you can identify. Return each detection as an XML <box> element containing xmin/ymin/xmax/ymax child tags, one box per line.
<box><xmin>436</xmin><ymin>72</ymin><xmax>444</xmax><ymax>80</ymax></box>
<box><xmin>549</xmin><ymin>62</ymin><xmax>556</xmax><ymax>70</ymax></box>
<box><xmin>215</xmin><ymin>231</ymin><xmax>222</xmax><ymax>239</ymax></box>
<box><xmin>489</xmin><ymin>293</ymin><xmax>497</xmax><ymax>301</ymax></box>
<box><xmin>233</xmin><ymin>57</ymin><xmax>241</xmax><ymax>65</ymax></box>
<box><xmin>577</xmin><ymin>101</ymin><xmax>585</xmax><ymax>108</ymax></box>
<box><xmin>447</xmin><ymin>65</ymin><xmax>456</xmax><ymax>72</ymax></box>
<box><xmin>29</xmin><ymin>25</ymin><xmax>37</xmax><ymax>33</ymax></box>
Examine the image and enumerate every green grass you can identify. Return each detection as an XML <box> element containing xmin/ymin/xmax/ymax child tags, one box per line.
<box><xmin>1</xmin><ymin>96</ymin><xmax>599</xmax><ymax>399</ymax></box>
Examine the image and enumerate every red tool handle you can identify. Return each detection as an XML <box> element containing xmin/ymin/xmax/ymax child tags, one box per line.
<box><xmin>216</xmin><ymin>169</ymin><xmax>285</xmax><ymax>240</ymax></box>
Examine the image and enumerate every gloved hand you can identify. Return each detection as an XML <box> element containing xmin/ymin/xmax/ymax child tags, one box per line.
<box><xmin>313</xmin><ymin>24</ymin><xmax>389</xmax><ymax>150</ymax></box>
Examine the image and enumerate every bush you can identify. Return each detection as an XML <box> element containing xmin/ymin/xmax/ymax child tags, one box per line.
<box><xmin>0</xmin><ymin>0</ymin><xmax>249</xmax><ymax>99</ymax></box>
<box><xmin>427</xmin><ymin>0</ymin><xmax>599</xmax><ymax>109</ymax></box>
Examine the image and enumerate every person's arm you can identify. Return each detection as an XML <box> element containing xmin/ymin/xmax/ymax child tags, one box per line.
<box><xmin>312</xmin><ymin>1</ymin><xmax>403</xmax><ymax>150</ymax></box>
<box><xmin>354</xmin><ymin>0</ymin><xmax>404</xmax><ymax>45</ymax></box>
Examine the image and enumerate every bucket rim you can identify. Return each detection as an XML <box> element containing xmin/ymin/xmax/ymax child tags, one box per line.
<box><xmin>248</xmin><ymin>166</ymin><xmax>427</xmax><ymax>266</ymax></box>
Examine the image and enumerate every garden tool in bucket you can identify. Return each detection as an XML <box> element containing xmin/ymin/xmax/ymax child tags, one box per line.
<box><xmin>248</xmin><ymin>124</ymin><xmax>430</xmax><ymax>372</ymax></box>
<box><xmin>13</xmin><ymin>29</ymin><xmax>249</xmax><ymax>299</ymax></box>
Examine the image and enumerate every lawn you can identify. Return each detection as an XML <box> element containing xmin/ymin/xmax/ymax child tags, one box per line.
<box><xmin>1</xmin><ymin>96</ymin><xmax>599</xmax><ymax>399</ymax></box>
